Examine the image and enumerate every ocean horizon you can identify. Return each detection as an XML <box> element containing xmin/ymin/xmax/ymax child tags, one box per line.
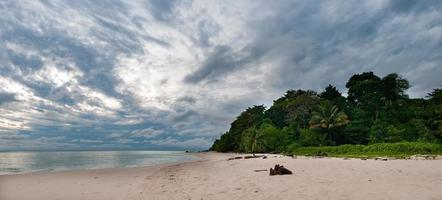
<box><xmin>0</xmin><ymin>150</ymin><xmax>200</xmax><ymax>175</ymax></box>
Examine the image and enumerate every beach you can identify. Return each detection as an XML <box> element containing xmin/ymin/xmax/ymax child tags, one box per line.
<box><xmin>1</xmin><ymin>153</ymin><xmax>441</xmax><ymax>200</ymax></box>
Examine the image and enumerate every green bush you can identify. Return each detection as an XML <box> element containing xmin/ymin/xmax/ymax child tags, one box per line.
<box><xmin>290</xmin><ymin>142</ymin><xmax>442</xmax><ymax>157</ymax></box>
<box><xmin>299</xmin><ymin>128</ymin><xmax>327</xmax><ymax>146</ymax></box>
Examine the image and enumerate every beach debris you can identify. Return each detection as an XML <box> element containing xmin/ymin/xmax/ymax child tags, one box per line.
<box><xmin>269</xmin><ymin>164</ymin><xmax>292</xmax><ymax>176</ymax></box>
<box><xmin>262</xmin><ymin>156</ymin><xmax>267</xmax><ymax>159</ymax></box>
<box><xmin>311</xmin><ymin>151</ymin><xmax>328</xmax><ymax>157</ymax></box>
<box><xmin>244</xmin><ymin>155</ymin><xmax>264</xmax><ymax>159</ymax></box>
<box><xmin>343</xmin><ymin>157</ymin><xmax>350</xmax><ymax>160</ymax></box>
<box><xmin>409</xmin><ymin>155</ymin><xmax>439</xmax><ymax>160</ymax></box>
<box><xmin>254</xmin><ymin>169</ymin><xmax>268</xmax><ymax>172</ymax></box>
<box><xmin>361</xmin><ymin>158</ymin><xmax>368</xmax><ymax>160</ymax></box>
<box><xmin>227</xmin><ymin>156</ymin><xmax>243</xmax><ymax>161</ymax></box>
<box><xmin>375</xmin><ymin>157</ymin><xmax>388</xmax><ymax>161</ymax></box>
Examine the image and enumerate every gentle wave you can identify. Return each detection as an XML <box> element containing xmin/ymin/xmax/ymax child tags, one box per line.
<box><xmin>0</xmin><ymin>151</ymin><xmax>199</xmax><ymax>175</ymax></box>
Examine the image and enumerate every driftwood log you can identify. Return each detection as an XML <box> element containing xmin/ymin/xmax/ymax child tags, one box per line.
<box><xmin>269</xmin><ymin>164</ymin><xmax>292</xmax><ymax>176</ymax></box>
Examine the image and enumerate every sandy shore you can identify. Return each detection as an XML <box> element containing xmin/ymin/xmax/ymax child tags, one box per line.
<box><xmin>1</xmin><ymin>153</ymin><xmax>442</xmax><ymax>200</ymax></box>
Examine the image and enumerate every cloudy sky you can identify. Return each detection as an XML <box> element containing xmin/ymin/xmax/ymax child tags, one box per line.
<box><xmin>0</xmin><ymin>0</ymin><xmax>441</xmax><ymax>150</ymax></box>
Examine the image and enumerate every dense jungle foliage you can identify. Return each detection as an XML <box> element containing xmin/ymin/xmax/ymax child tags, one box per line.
<box><xmin>210</xmin><ymin>72</ymin><xmax>442</xmax><ymax>154</ymax></box>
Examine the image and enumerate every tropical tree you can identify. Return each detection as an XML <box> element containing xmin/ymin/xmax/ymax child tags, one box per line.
<box><xmin>309</xmin><ymin>101</ymin><xmax>350</xmax><ymax>144</ymax></box>
<box><xmin>241</xmin><ymin>127</ymin><xmax>266</xmax><ymax>153</ymax></box>
<box><xmin>381</xmin><ymin>73</ymin><xmax>410</xmax><ymax>106</ymax></box>
<box><xmin>285</xmin><ymin>90</ymin><xmax>319</xmax><ymax>128</ymax></box>
<box><xmin>228</xmin><ymin>105</ymin><xmax>265</xmax><ymax>150</ymax></box>
<box><xmin>319</xmin><ymin>84</ymin><xmax>342</xmax><ymax>101</ymax></box>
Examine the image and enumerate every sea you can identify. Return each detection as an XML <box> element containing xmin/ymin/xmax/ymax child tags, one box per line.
<box><xmin>0</xmin><ymin>150</ymin><xmax>200</xmax><ymax>175</ymax></box>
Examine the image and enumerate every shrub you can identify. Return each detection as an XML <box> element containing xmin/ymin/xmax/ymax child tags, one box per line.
<box><xmin>290</xmin><ymin>142</ymin><xmax>442</xmax><ymax>157</ymax></box>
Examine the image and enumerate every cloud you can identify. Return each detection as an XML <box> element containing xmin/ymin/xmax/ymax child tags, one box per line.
<box><xmin>130</xmin><ymin>128</ymin><xmax>163</xmax><ymax>139</ymax></box>
<box><xmin>147</xmin><ymin>0</ymin><xmax>178</xmax><ymax>22</ymax></box>
<box><xmin>0</xmin><ymin>92</ymin><xmax>18</xmax><ymax>106</ymax></box>
<box><xmin>184</xmin><ymin>46</ymin><xmax>243</xmax><ymax>83</ymax></box>
<box><xmin>149</xmin><ymin>137</ymin><xmax>212</xmax><ymax>148</ymax></box>
<box><xmin>0</xmin><ymin>0</ymin><xmax>441</xmax><ymax>150</ymax></box>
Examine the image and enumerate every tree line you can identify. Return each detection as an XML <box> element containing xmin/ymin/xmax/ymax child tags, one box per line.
<box><xmin>210</xmin><ymin>72</ymin><xmax>442</xmax><ymax>153</ymax></box>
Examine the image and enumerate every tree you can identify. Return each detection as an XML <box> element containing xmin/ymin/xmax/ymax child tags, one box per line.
<box><xmin>346</xmin><ymin>72</ymin><xmax>383</xmax><ymax>122</ymax></box>
<box><xmin>260</xmin><ymin>121</ymin><xmax>291</xmax><ymax>152</ymax></box>
<box><xmin>344</xmin><ymin>108</ymin><xmax>371</xmax><ymax>144</ymax></box>
<box><xmin>228</xmin><ymin>105</ymin><xmax>265</xmax><ymax>150</ymax></box>
<box><xmin>346</xmin><ymin>72</ymin><xmax>382</xmax><ymax>105</ymax></box>
<box><xmin>210</xmin><ymin>132</ymin><xmax>235</xmax><ymax>152</ymax></box>
<box><xmin>427</xmin><ymin>88</ymin><xmax>442</xmax><ymax>142</ymax></box>
<box><xmin>285</xmin><ymin>90</ymin><xmax>319</xmax><ymax>128</ymax></box>
<box><xmin>240</xmin><ymin>127</ymin><xmax>266</xmax><ymax>153</ymax></box>
<box><xmin>381</xmin><ymin>73</ymin><xmax>410</xmax><ymax>106</ymax></box>
<box><xmin>320</xmin><ymin>85</ymin><xmax>342</xmax><ymax>101</ymax></box>
<box><xmin>299</xmin><ymin>128</ymin><xmax>327</xmax><ymax>147</ymax></box>
<box><xmin>319</xmin><ymin>84</ymin><xmax>347</xmax><ymax>111</ymax></box>
<box><xmin>264</xmin><ymin>99</ymin><xmax>287</xmax><ymax>128</ymax></box>
<box><xmin>211</xmin><ymin>72</ymin><xmax>441</xmax><ymax>153</ymax></box>
<box><xmin>309</xmin><ymin>101</ymin><xmax>350</xmax><ymax>144</ymax></box>
<box><xmin>428</xmin><ymin>88</ymin><xmax>442</xmax><ymax>103</ymax></box>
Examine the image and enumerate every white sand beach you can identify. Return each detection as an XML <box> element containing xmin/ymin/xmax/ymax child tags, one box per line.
<box><xmin>1</xmin><ymin>153</ymin><xmax>442</xmax><ymax>200</ymax></box>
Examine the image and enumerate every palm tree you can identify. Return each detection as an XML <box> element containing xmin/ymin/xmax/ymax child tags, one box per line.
<box><xmin>309</xmin><ymin>101</ymin><xmax>350</xmax><ymax>143</ymax></box>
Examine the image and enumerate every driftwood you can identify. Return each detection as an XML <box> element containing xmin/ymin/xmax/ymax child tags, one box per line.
<box><xmin>254</xmin><ymin>169</ymin><xmax>268</xmax><ymax>172</ymax></box>
<box><xmin>227</xmin><ymin>156</ymin><xmax>244</xmax><ymax>161</ymax></box>
<box><xmin>228</xmin><ymin>154</ymin><xmax>269</xmax><ymax>161</ymax></box>
<box><xmin>244</xmin><ymin>155</ymin><xmax>264</xmax><ymax>159</ymax></box>
<box><xmin>269</xmin><ymin>164</ymin><xmax>292</xmax><ymax>176</ymax></box>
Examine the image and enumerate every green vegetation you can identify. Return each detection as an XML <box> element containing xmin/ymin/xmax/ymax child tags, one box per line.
<box><xmin>210</xmin><ymin>72</ymin><xmax>442</xmax><ymax>157</ymax></box>
<box><xmin>288</xmin><ymin>142</ymin><xmax>442</xmax><ymax>158</ymax></box>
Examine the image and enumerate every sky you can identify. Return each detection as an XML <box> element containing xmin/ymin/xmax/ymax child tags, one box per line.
<box><xmin>0</xmin><ymin>0</ymin><xmax>441</xmax><ymax>151</ymax></box>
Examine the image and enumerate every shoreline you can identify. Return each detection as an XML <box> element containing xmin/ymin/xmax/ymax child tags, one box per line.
<box><xmin>0</xmin><ymin>151</ymin><xmax>202</xmax><ymax>176</ymax></box>
<box><xmin>1</xmin><ymin>152</ymin><xmax>442</xmax><ymax>200</ymax></box>
<box><xmin>0</xmin><ymin>153</ymin><xmax>204</xmax><ymax>177</ymax></box>
<box><xmin>2</xmin><ymin>152</ymin><xmax>440</xmax><ymax>177</ymax></box>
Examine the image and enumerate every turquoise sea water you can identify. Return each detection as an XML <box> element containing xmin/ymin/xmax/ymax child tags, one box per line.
<box><xmin>0</xmin><ymin>151</ymin><xmax>199</xmax><ymax>175</ymax></box>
